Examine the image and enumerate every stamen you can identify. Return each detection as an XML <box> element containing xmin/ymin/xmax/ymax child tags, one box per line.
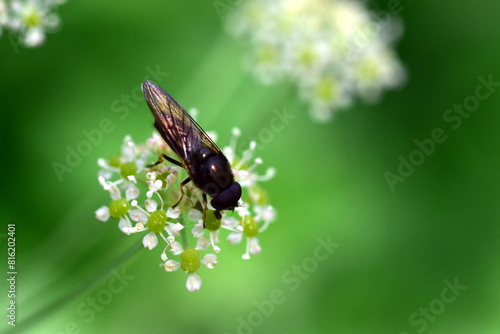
<box><xmin>210</xmin><ymin>232</ymin><xmax>221</xmax><ymax>253</ymax></box>
<box><xmin>131</xmin><ymin>201</ymin><xmax>151</xmax><ymax>217</ymax></box>
<box><xmin>156</xmin><ymin>191</ymin><xmax>165</xmax><ymax>211</ymax></box>
<box><xmin>257</xmin><ymin>167</ymin><xmax>276</xmax><ymax>181</ymax></box>
<box><xmin>242</xmin><ymin>238</ymin><xmax>251</xmax><ymax>260</ymax></box>
<box><xmin>236</xmin><ymin>141</ymin><xmax>256</xmax><ymax>169</ymax></box>
<box><xmin>247</xmin><ymin>157</ymin><xmax>263</xmax><ymax>173</ymax></box>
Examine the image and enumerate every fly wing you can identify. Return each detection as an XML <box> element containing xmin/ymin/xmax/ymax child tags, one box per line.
<box><xmin>142</xmin><ymin>81</ymin><xmax>222</xmax><ymax>170</ymax></box>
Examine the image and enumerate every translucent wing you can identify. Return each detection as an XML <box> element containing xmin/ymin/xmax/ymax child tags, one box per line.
<box><xmin>142</xmin><ymin>80</ymin><xmax>222</xmax><ymax>171</ymax></box>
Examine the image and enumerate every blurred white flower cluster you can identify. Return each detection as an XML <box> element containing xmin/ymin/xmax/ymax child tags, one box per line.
<box><xmin>0</xmin><ymin>0</ymin><xmax>66</xmax><ymax>48</ymax></box>
<box><xmin>95</xmin><ymin>126</ymin><xmax>276</xmax><ymax>292</ymax></box>
<box><xmin>224</xmin><ymin>0</ymin><xmax>406</xmax><ymax>122</ymax></box>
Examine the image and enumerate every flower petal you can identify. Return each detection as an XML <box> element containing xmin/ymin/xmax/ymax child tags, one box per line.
<box><xmin>126</xmin><ymin>186</ymin><xmax>140</xmax><ymax>201</ymax></box>
<box><xmin>202</xmin><ymin>254</ymin><xmax>217</xmax><ymax>269</ymax></box>
<box><xmin>142</xmin><ymin>232</ymin><xmax>158</xmax><ymax>250</ymax></box>
<box><xmin>165</xmin><ymin>222</ymin><xmax>184</xmax><ymax>237</ymax></box>
<box><xmin>186</xmin><ymin>274</ymin><xmax>202</xmax><ymax>292</ymax></box>
<box><xmin>167</xmin><ymin>207</ymin><xmax>181</xmax><ymax>219</ymax></box>
<box><xmin>170</xmin><ymin>241</ymin><xmax>183</xmax><ymax>255</ymax></box>
<box><xmin>163</xmin><ymin>259</ymin><xmax>180</xmax><ymax>272</ymax></box>
<box><xmin>191</xmin><ymin>222</ymin><xmax>205</xmax><ymax>238</ymax></box>
<box><xmin>95</xmin><ymin>206</ymin><xmax>110</xmax><ymax>222</ymax></box>
<box><xmin>227</xmin><ymin>231</ymin><xmax>243</xmax><ymax>244</ymax></box>
<box><xmin>195</xmin><ymin>237</ymin><xmax>210</xmax><ymax>251</ymax></box>
<box><xmin>118</xmin><ymin>218</ymin><xmax>132</xmax><ymax>234</ymax></box>
<box><xmin>188</xmin><ymin>209</ymin><xmax>202</xmax><ymax>222</ymax></box>
<box><xmin>249</xmin><ymin>237</ymin><xmax>261</xmax><ymax>254</ymax></box>
<box><xmin>144</xmin><ymin>199</ymin><xmax>158</xmax><ymax>212</ymax></box>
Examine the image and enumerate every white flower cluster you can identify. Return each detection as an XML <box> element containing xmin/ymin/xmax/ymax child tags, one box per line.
<box><xmin>95</xmin><ymin>127</ymin><xmax>276</xmax><ymax>292</ymax></box>
<box><xmin>0</xmin><ymin>0</ymin><xmax>66</xmax><ymax>48</ymax></box>
<box><xmin>225</xmin><ymin>0</ymin><xmax>406</xmax><ymax>122</ymax></box>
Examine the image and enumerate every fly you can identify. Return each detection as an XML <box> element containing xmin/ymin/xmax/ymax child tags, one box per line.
<box><xmin>141</xmin><ymin>80</ymin><xmax>242</xmax><ymax>226</ymax></box>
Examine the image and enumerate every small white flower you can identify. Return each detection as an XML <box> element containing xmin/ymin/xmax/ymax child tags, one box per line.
<box><xmin>0</xmin><ymin>1</ymin><xmax>8</xmax><ymax>27</ymax></box>
<box><xmin>95</xmin><ymin>206</ymin><xmax>110</xmax><ymax>222</ymax></box>
<box><xmin>169</xmin><ymin>241</ymin><xmax>183</xmax><ymax>255</ymax></box>
<box><xmin>160</xmin><ymin>252</ymin><xmax>168</xmax><ymax>262</ymax></box>
<box><xmin>235</xmin><ymin>205</ymin><xmax>251</xmax><ymax>218</ymax></box>
<box><xmin>222</xmin><ymin>216</ymin><xmax>240</xmax><ymax>229</ymax></box>
<box><xmin>186</xmin><ymin>274</ymin><xmax>202</xmax><ymax>292</ymax></box>
<box><xmin>128</xmin><ymin>209</ymin><xmax>148</xmax><ymax>224</ymax></box>
<box><xmin>227</xmin><ymin>231</ymin><xmax>243</xmax><ymax>245</ymax></box>
<box><xmin>202</xmin><ymin>254</ymin><xmax>217</xmax><ymax>269</ymax></box>
<box><xmin>166</xmin><ymin>206</ymin><xmax>181</xmax><ymax>219</ymax></box>
<box><xmin>225</xmin><ymin>0</ymin><xmax>405</xmax><ymax>121</ymax></box>
<box><xmin>146</xmin><ymin>179</ymin><xmax>163</xmax><ymax>198</ymax></box>
<box><xmin>191</xmin><ymin>221</ymin><xmax>205</xmax><ymax>238</ymax></box>
<box><xmin>188</xmin><ymin>208</ymin><xmax>202</xmax><ymax>222</ymax></box>
<box><xmin>118</xmin><ymin>218</ymin><xmax>132</xmax><ymax>234</ymax></box>
<box><xmin>163</xmin><ymin>259</ymin><xmax>180</xmax><ymax>272</ymax></box>
<box><xmin>196</xmin><ymin>237</ymin><xmax>210</xmax><ymax>251</ymax></box>
<box><xmin>142</xmin><ymin>232</ymin><xmax>158</xmax><ymax>250</ymax></box>
<box><xmin>96</xmin><ymin>128</ymin><xmax>276</xmax><ymax>291</ymax></box>
<box><xmin>6</xmin><ymin>0</ymin><xmax>66</xmax><ymax>48</ymax></box>
<box><xmin>108</xmin><ymin>184</ymin><xmax>121</xmax><ymax>200</ymax></box>
<box><xmin>24</xmin><ymin>27</ymin><xmax>44</xmax><ymax>46</ymax></box>
<box><xmin>165</xmin><ymin>222</ymin><xmax>184</xmax><ymax>237</ymax></box>
<box><xmin>121</xmin><ymin>135</ymin><xmax>137</xmax><ymax>161</ymax></box>
<box><xmin>125</xmin><ymin>186</ymin><xmax>140</xmax><ymax>201</ymax></box>
<box><xmin>209</xmin><ymin>231</ymin><xmax>221</xmax><ymax>253</ymax></box>
<box><xmin>255</xmin><ymin>205</ymin><xmax>277</xmax><ymax>232</ymax></box>
<box><xmin>144</xmin><ymin>198</ymin><xmax>158</xmax><ymax>212</ymax></box>
<box><xmin>122</xmin><ymin>222</ymin><xmax>147</xmax><ymax>235</ymax></box>
<box><xmin>248</xmin><ymin>237</ymin><xmax>261</xmax><ymax>255</ymax></box>
<box><xmin>147</xmin><ymin>132</ymin><xmax>170</xmax><ymax>154</ymax></box>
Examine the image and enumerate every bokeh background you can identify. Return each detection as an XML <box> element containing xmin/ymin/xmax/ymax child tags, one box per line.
<box><xmin>1</xmin><ymin>1</ymin><xmax>500</xmax><ymax>333</ymax></box>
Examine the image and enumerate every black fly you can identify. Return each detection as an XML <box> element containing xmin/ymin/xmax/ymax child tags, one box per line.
<box><xmin>141</xmin><ymin>80</ymin><xmax>241</xmax><ymax>226</ymax></box>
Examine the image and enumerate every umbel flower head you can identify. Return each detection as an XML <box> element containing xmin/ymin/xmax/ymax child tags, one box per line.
<box><xmin>224</xmin><ymin>0</ymin><xmax>406</xmax><ymax>122</ymax></box>
<box><xmin>0</xmin><ymin>0</ymin><xmax>66</xmax><ymax>47</ymax></box>
<box><xmin>95</xmin><ymin>124</ymin><xmax>276</xmax><ymax>292</ymax></box>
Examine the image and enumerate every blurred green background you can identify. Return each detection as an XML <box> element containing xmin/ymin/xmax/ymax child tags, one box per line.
<box><xmin>1</xmin><ymin>1</ymin><xmax>500</xmax><ymax>333</ymax></box>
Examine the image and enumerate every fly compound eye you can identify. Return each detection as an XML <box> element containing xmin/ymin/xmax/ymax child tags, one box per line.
<box><xmin>211</xmin><ymin>182</ymin><xmax>242</xmax><ymax>210</ymax></box>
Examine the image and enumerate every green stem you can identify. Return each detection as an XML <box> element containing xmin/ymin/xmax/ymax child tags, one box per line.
<box><xmin>17</xmin><ymin>242</ymin><xmax>143</xmax><ymax>333</ymax></box>
<box><xmin>179</xmin><ymin>215</ymin><xmax>189</xmax><ymax>249</ymax></box>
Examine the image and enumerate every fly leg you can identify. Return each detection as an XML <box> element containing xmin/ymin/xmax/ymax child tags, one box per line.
<box><xmin>202</xmin><ymin>193</ymin><xmax>208</xmax><ymax>228</ymax></box>
<box><xmin>173</xmin><ymin>177</ymin><xmax>191</xmax><ymax>208</ymax></box>
<box><xmin>148</xmin><ymin>154</ymin><xmax>189</xmax><ymax>208</ymax></box>
<box><xmin>148</xmin><ymin>154</ymin><xmax>184</xmax><ymax>168</ymax></box>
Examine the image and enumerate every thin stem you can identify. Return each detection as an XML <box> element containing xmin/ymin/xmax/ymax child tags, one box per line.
<box><xmin>18</xmin><ymin>241</ymin><xmax>143</xmax><ymax>332</ymax></box>
<box><xmin>179</xmin><ymin>216</ymin><xmax>189</xmax><ymax>249</ymax></box>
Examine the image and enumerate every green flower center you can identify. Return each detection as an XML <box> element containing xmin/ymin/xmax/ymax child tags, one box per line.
<box><xmin>250</xmin><ymin>185</ymin><xmax>269</xmax><ymax>206</ymax></box>
<box><xmin>181</xmin><ymin>248</ymin><xmax>201</xmax><ymax>273</ymax></box>
<box><xmin>316</xmin><ymin>77</ymin><xmax>338</xmax><ymax>102</ymax></box>
<box><xmin>109</xmin><ymin>155</ymin><xmax>121</xmax><ymax>168</ymax></box>
<box><xmin>147</xmin><ymin>210</ymin><xmax>168</xmax><ymax>233</ymax></box>
<box><xmin>120</xmin><ymin>162</ymin><xmax>137</xmax><ymax>178</ymax></box>
<box><xmin>109</xmin><ymin>198</ymin><xmax>130</xmax><ymax>218</ymax></box>
<box><xmin>357</xmin><ymin>60</ymin><xmax>380</xmax><ymax>83</ymax></box>
<box><xmin>298</xmin><ymin>46</ymin><xmax>315</xmax><ymax>68</ymax></box>
<box><xmin>243</xmin><ymin>216</ymin><xmax>259</xmax><ymax>237</ymax></box>
<box><xmin>24</xmin><ymin>10</ymin><xmax>42</xmax><ymax>28</ymax></box>
<box><xmin>258</xmin><ymin>44</ymin><xmax>278</xmax><ymax>64</ymax></box>
<box><xmin>205</xmin><ymin>211</ymin><xmax>221</xmax><ymax>231</ymax></box>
